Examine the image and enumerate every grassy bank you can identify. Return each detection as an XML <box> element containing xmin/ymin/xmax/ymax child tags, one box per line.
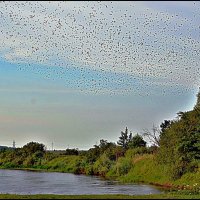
<box><xmin>117</xmin><ymin>154</ymin><xmax>200</xmax><ymax>189</ymax></box>
<box><xmin>1</xmin><ymin>152</ymin><xmax>199</xmax><ymax>191</ymax></box>
<box><xmin>0</xmin><ymin>149</ymin><xmax>199</xmax><ymax>200</ymax></box>
<box><xmin>1</xmin><ymin>153</ymin><xmax>199</xmax><ymax>196</ymax></box>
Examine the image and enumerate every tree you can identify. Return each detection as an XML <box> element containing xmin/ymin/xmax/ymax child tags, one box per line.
<box><xmin>22</xmin><ymin>142</ymin><xmax>45</xmax><ymax>155</ymax></box>
<box><xmin>143</xmin><ymin>120</ymin><xmax>174</xmax><ymax>147</ymax></box>
<box><xmin>160</xmin><ymin>120</ymin><xmax>173</xmax><ymax>133</ymax></box>
<box><xmin>99</xmin><ymin>139</ymin><xmax>111</xmax><ymax>151</ymax></box>
<box><xmin>86</xmin><ymin>146</ymin><xmax>100</xmax><ymax>163</ymax></box>
<box><xmin>143</xmin><ymin>124</ymin><xmax>160</xmax><ymax>147</ymax></box>
<box><xmin>128</xmin><ymin>134</ymin><xmax>146</xmax><ymax>148</ymax></box>
<box><xmin>65</xmin><ymin>148</ymin><xmax>79</xmax><ymax>155</ymax></box>
<box><xmin>117</xmin><ymin>127</ymin><xmax>132</xmax><ymax>149</ymax></box>
<box><xmin>158</xmin><ymin>91</ymin><xmax>200</xmax><ymax>180</ymax></box>
<box><xmin>194</xmin><ymin>88</ymin><xmax>200</xmax><ymax>111</ymax></box>
<box><xmin>114</xmin><ymin>145</ymin><xmax>125</xmax><ymax>160</ymax></box>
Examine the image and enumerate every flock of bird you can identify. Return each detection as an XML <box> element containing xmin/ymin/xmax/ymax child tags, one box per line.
<box><xmin>0</xmin><ymin>1</ymin><xmax>200</xmax><ymax>96</ymax></box>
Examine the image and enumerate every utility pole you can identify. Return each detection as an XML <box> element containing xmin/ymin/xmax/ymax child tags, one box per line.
<box><xmin>13</xmin><ymin>140</ymin><xmax>16</xmax><ymax>149</ymax></box>
<box><xmin>52</xmin><ymin>142</ymin><xmax>53</xmax><ymax>151</ymax></box>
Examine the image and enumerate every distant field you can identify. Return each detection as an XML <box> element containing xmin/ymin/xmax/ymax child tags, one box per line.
<box><xmin>0</xmin><ymin>193</ymin><xmax>200</xmax><ymax>199</ymax></box>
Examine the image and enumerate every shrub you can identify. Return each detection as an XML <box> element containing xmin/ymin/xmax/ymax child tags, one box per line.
<box><xmin>125</xmin><ymin>147</ymin><xmax>148</xmax><ymax>159</ymax></box>
<box><xmin>114</xmin><ymin>157</ymin><xmax>133</xmax><ymax>176</ymax></box>
<box><xmin>3</xmin><ymin>162</ymin><xmax>16</xmax><ymax>168</ymax></box>
<box><xmin>93</xmin><ymin>153</ymin><xmax>114</xmax><ymax>176</ymax></box>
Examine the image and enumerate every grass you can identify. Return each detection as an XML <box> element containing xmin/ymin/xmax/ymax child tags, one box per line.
<box><xmin>0</xmin><ymin>192</ymin><xmax>200</xmax><ymax>199</ymax></box>
<box><xmin>117</xmin><ymin>154</ymin><xmax>171</xmax><ymax>185</ymax></box>
<box><xmin>117</xmin><ymin>154</ymin><xmax>200</xmax><ymax>191</ymax></box>
<box><xmin>41</xmin><ymin>155</ymin><xmax>83</xmax><ymax>173</ymax></box>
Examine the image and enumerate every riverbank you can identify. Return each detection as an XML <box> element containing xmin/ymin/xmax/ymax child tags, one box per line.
<box><xmin>0</xmin><ymin>154</ymin><xmax>199</xmax><ymax>199</ymax></box>
<box><xmin>1</xmin><ymin>153</ymin><xmax>199</xmax><ymax>192</ymax></box>
<box><xmin>0</xmin><ymin>192</ymin><xmax>200</xmax><ymax>199</ymax></box>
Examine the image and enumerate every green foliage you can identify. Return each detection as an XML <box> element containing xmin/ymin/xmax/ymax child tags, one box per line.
<box><xmin>147</xmin><ymin>145</ymin><xmax>158</xmax><ymax>154</ymax></box>
<box><xmin>115</xmin><ymin>157</ymin><xmax>133</xmax><ymax>176</ymax></box>
<box><xmin>65</xmin><ymin>148</ymin><xmax>79</xmax><ymax>155</ymax></box>
<box><xmin>2</xmin><ymin>162</ymin><xmax>16</xmax><ymax>169</ymax></box>
<box><xmin>174</xmin><ymin>168</ymin><xmax>200</xmax><ymax>189</ymax></box>
<box><xmin>84</xmin><ymin>164</ymin><xmax>94</xmax><ymax>175</ymax></box>
<box><xmin>85</xmin><ymin>139</ymin><xmax>117</xmax><ymax>163</ymax></box>
<box><xmin>23</xmin><ymin>156</ymin><xmax>35</xmax><ymax>167</ymax></box>
<box><xmin>22</xmin><ymin>142</ymin><xmax>45</xmax><ymax>155</ymax></box>
<box><xmin>117</xmin><ymin>127</ymin><xmax>132</xmax><ymax>149</ymax></box>
<box><xmin>128</xmin><ymin>134</ymin><xmax>146</xmax><ymax>149</ymax></box>
<box><xmin>99</xmin><ymin>139</ymin><xmax>116</xmax><ymax>154</ymax></box>
<box><xmin>85</xmin><ymin>146</ymin><xmax>101</xmax><ymax>163</ymax></box>
<box><xmin>108</xmin><ymin>150</ymin><xmax>137</xmax><ymax>177</ymax></box>
<box><xmin>194</xmin><ymin>89</ymin><xmax>200</xmax><ymax>111</ymax></box>
<box><xmin>160</xmin><ymin>120</ymin><xmax>173</xmax><ymax>137</ymax></box>
<box><xmin>113</xmin><ymin>145</ymin><xmax>125</xmax><ymax>160</ymax></box>
<box><xmin>93</xmin><ymin>153</ymin><xmax>114</xmax><ymax>176</ymax></box>
<box><xmin>125</xmin><ymin>147</ymin><xmax>148</xmax><ymax>159</ymax></box>
<box><xmin>158</xmin><ymin>107</ymin><xmax>200</xmax><ymax>180</ymax></box>
<box><xmin>43</xmin><ymin>152</ymin><xmax>58</xmax><ymax>162</ymax></box>
<box><xmin>119</xmin><ymin>154</ymin><xmax>170</xmax><ymax>184</ymax></box>
<box><xmin>42</xmin><ymin>155</ymin><xmax>84</xmax><ymax>173</ymax></box>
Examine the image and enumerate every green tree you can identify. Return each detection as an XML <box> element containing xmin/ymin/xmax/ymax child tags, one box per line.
<box><xmin>22</xmin><ymin>142</ymin><xmax>45</xmax><ymax>154</ymax></box>
<box><xmin>158</xmin><ymin>96</ymin><xmax>200</xmax><ymax>180</ymax></box>
<box><xmin>85</xmin><ymin>146</ymin><xmax>100</xmax><ymax>163</ymax></box>
<box><xmin>93</xmin><ymin>153</ymin><xmax>114</xmax><ymax>176</ymax></box>
<box><xmin>128</xmin><ymin>134</ymin><xmax>146</xmax><ymax>148</ymax></box>
<box><xmin>65</xmin><ymin>148</ymin><xmax>79</xmax><ymax>155</ymax></box>
<box><xmin>160</xmin><ymin>120</ymin><xmax>173</xmax><ymax>134</ymax></box>
<box><xmin>99</xmin><ymin>139</ymin><xmax>116</xmax><ymax>154</ymax></box>
<box><xmin>194</xmin><ymin>88</ymin><xmax>200</xmax><ymax>111</ymax></box>
<box><xmin>117</xmin><ymin>127</ymin><xmax>132</xmax><ymax>149</ymax></box>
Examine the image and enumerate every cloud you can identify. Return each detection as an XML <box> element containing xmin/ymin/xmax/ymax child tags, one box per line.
<box><xmin>0</xmin><ymin>1</ymin><xmax>199</xmax><ymax>95</ymax></box>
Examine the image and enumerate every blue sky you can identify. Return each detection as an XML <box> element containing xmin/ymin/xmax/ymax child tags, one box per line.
<box><xmin>0</xmin><ymin>1</ymin><xmax>199</xmax><ymax>149</ymax></box>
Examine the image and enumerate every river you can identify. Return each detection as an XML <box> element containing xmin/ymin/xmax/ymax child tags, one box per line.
<box><xmin>0</xmin><ymin>169</ymin><xmax>162</xmax><ymax>195</ymax></box>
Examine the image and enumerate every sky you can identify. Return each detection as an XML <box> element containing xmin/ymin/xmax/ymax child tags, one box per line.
<box><xmin>0</xmin><ymin>1</ymin><xmax>200</xmax><ymax>150</ymax></box>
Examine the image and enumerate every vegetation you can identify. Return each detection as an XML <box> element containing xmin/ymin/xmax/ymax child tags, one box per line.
<box><xmin>0</xmin><ymin>91</ymin><xmax>200</xmax><ymax>198</ymax></box>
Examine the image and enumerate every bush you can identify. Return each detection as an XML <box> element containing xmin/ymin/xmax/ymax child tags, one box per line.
<box><xmin>65</xmin><ymin>148</ymin><xmax>79</xmax><ymax>155</ymax></box>
<box><xmin>3</xmin><ymin>162</ymin><xmax>16</xmax><ymax>169</ymax></box>
<box><xmin>93</xmin><ymin>153</ymin><xmax>114</xmax><ymax>176</ymax></box>
<box><xmin>158</xmin><ymin>106</ymin><xmax>200</xmax><ymax>180</ymax></box>
<box><xmin>22</xmin><ymin>142</ymin><xmax>45</xmax><ymax>155</ymax></box>
<box><xmin>114</xmin><ymin>157</ymin><xmax>133</xmax><ymax>176</ymax></box>
<box><xmin>23</xmin><ymin>156</ymin><xmax>35</xmax><ymax>167</ymax></box>
<box><xmin>125</xmin><ymin>147</ymin><xmax>148</xmax><ymax>159</ymax></box>
<box><xmin>84</xmin><ymin>164</ymin><xmax>94</xmax><ymax>175</ymax></box>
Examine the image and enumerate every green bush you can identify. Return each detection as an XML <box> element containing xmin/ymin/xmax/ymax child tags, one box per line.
<box><xmin>3</xmin><ymin>162</ymin><xmax>16</xmax><ymax>169</ymax></box>
<box><xmin>93</xmin><ymin>153</ymin><xmax>114</xmax><ymax>176</ymax></box>
<box><xmin>125</xmin><ymin>147</ymin><xmax>148</xmax><ymax>159</ymax></box>
<box><xmin>84</xmin><ymin>164</ymin><xmax>94</xmax><ymax>175</ymax></box>
<box><xmin>23</xmin><ymin>156</ymin><xmax>36</xmax><ymax>167</ymax></box>
<box><xmin>114</xmin><ymin>157</ymin><xmax>133</xmax><ymax>176</ymax></box>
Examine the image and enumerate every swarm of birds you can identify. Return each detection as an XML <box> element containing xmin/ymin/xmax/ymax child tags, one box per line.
<box><xmin>0</xmin><ymin>1</ymin><xmax>199</xmax><ymax>96</ymax></box>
